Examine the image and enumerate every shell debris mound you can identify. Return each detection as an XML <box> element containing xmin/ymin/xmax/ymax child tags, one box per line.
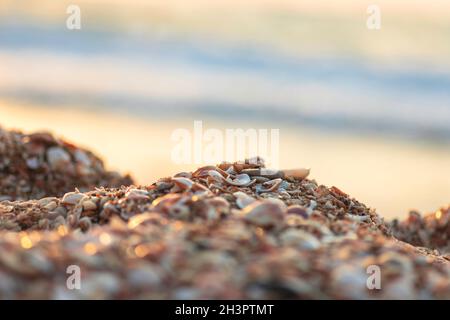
<box><xmin>0</xmin><ymin>130</ymin><xmax>449</xmax><ymax>299</ymax></box>
<box><xmin>0</xmin><ymin>126</ymin><xmax>133</xmax><ymax>201</ymax></box>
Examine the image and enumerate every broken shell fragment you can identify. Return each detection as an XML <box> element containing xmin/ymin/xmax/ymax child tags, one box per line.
<box><xmin>171</xmin><ymin>177</ymin><xmax>194</xmax><ymax>191</ymax></box>
<box><xmin>259</xmin><ymin>178</ymin><xmax>283</xmax><ymax>193</ymax></box>
<box><xmin>225</xmin><ymin>174</ymin><xmax>256</xmax><ymax>187</ymax></box>
<box><xmin>241</xmin><ymin>168</ymin><xmax>284</xmax><ymax>179</ymax></box>
<box><xmin>125</xmin><ymin>189</ymin><xmax>150</xmax><ymax>201</ymax></box>
<box><xmin>207</xmin><ymin>170</ymin><xmax>226</xmax><ymax>183</ymax></box>
<box><xmin>286</xmin><ymin>205</ymin><xmax>309</xmax><ymax>219</ymax></box>
<box><xmin>61</xmin><ymin>192</ymin><xmax>86</xmax><ymax>206</ymax></box>
<box><xmin>233</xmin><ymin>191</ymin><xmax>256</xmax><ymax>209</ymax></box>
<box><xmin>193</xmin><ymin>166</ymin><xmax>228</xmax><ymax>178</ymax></box>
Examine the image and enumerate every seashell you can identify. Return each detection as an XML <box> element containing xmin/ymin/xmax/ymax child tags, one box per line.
<box><xmin>46</xmin><ymin>210</ymin><xmax>62</xmax><ymax>220</ymax></box>
<box><xmin>78</xmin><ymin>217</ymin><xmax>92</xmax><ymax>232</ymax></box>
<box><xmin>231</xmin><ymin>159</ymin><xmax>263</xmax><ymax>173</ymax></box>
<box><xmin>0</xmin><ymin>205</ymin><xmax>14</xmax><ymax>213</ymax></box>
<box><xmin>61</xmin><ymin>192</ymin><xmax>86</xmax><ymax>206</ymax></box>
<box><xmin>279</xmin><ymin>229</ymin><xmax>321</xmax><ymax>250</ymax></box>
<box><xmin>260</xmin><ymin>168</ymin><xmax>283</xmax><ymax>178</ymax></box>
<box><xmin>241</xmin><ymin>168</ymin><xmax>284</xmax><ymax>179</ymax></box>
<box><xmin>225</xmin><ymin>174</ymin><xmax>256</xmax><ymax>187</ymax></box>
<box><xmin>233</xmin><ymin>191</ymin><xmax>256</xmax><ymax>209</ymax></box>
<box><xmin>38</xmin><ymin>218</ymin><xmax>50</xmax><ymax>229</ymax></box>
<box><xmin>82</xmin><ymin>199</ymin><xmax>97</xmax><ymax>211</ymax></box>
<box><xmin>206</xmin><ymin>196</ymin><xmax>230</xmax><ymax>211</ymax></box>
<box><xmin>245</xmin><ymin>156</ymin><xmax>265</xmax><ymax>167</ymax></box>
<box><xmin>225</xmin><ymin>166</ymin><xmax>236</xmax><ymax>176</ymax></box>
<box><xmin>286</xmin><ymin>205</ymin><xmax>309</xmax><ymax>219</ymax></box>
<box><xmin>279</xmin><ymin>190</ymin><xmax>291</xmax><ymax>199</ymax></box>
<box><xmin>120</xmin><ymin>209</ymin><xmax>136</xmax><ymax>221</ymax></box>
<box><xmin>347</xmin><ymin>214</ymin><xmax>370</xmax><ymax>222</ymax></box>
<box><xmin>254</xmin><ymin>176</ymin><xmax>270</xmax><ymax>183</ymax></box>
<box><xmin>233</xmin><ymin>162</ymin><xmax>245</xmax><ymax>173</ymax></box>
<box><xmin>168</xmin><ymin>203</ymin><xmax>190</xmax><ymax>220</ymax></box>
<box><xmin>217</xmin><ymin>162</ymin><xmax>233</xmax><ymax>171</ymax></box>
<box><xmin>171</xmin><ymin>177</ymin><xmax>194</xmax><ymax>191</ymax></box>
<box><xmin>192</xmin><ymin>183</ymin><xmax>211</xmax><ymax>194</ymax></box>
<box><xmin>282</xmin><ymin>168</ymin><xmax>310</xmax><ymax>180</ymax></box>
<box><xmin>259</xmin><ymin>178</ymin><xmax>283</xmax><ymax>193</ymax></box>
<box><xmin>53</xmin><ymin>215</ymin><xmax>66</xmax><ymax>227</ymax></box>
<box><xmin>285</xmin><ymin>214</ymin><xmax>307</xmax><ymax>228</ymax></box>
<box><xmin>193</xmin><ymin>166</ymin><xmax>228</xmax><ymax>178</ymax></box>
<box><xmin>99</xmin><ymin>202</ymin><xmax>119</xmax><ymax>220</ymax></box>
<box><xmin>193</xmin><ymin>197</ymin><xmax>230</xmax><ymax>220</ymax></box>
<box><xmin>193</xmin><ymin>165</ymin><xmax>217</xmax><ymax>177</ymax></box>
<box><xmin>28</xmin><ymin>132</ymin><xmax>56</xmax><ymax>145</ymax></box>
<box><xmin>215</xmin><ymin>167</ymin><xmax>230</xmax><ymax>177</ymax></box>
<box><xmin>125</xmin><ymin>188</ymin><xmax>150</xmax><ymax>201</ymax></box>
<box><xmin>46</xmin><ymin>147</ymin><xmax>71</xmax><ymax>171</ymax></box>
<box><xmin>26</xmin><ymin>157</ymin><xmax>40</xmax><ymax>170</ymax></box>
<box><xmin>240</xmin><ymin>168</ymin><xmax>260</xmax><ymax>176</ymax></box>
<box><xmin>208</xmin><ymin>170</ymin><xmax>226</xmax><ymax>183</ymax></box>
<box><xmin>74</xmin><ymin>150</ymin><xmax>91</xmax><ymax>167</ymax></box>
<box><xmin>37</xmin><ymin>197</ymin><xmax>58</xmax><ymax>206</ymax></box>
<box><xmin>67</xmin><ymin>213</ymin><xmax>79</xmax><ymax>228</ymax></box>
<box><xmin>306</xmin><ymin>200</ymin><xmax>317</xmax><ymax>216</ymax></box>
<box><xmin>242</xmin><ymin>200</ymin><xmax>285</xmax><ymax>228</ymax></box>
<box><xmin>330</xmin><ymin>186</ymin><xmax>348</xmax><ymax>197</ymax></box>
<box><xmin>195</xmin><ymin>203</ymin><xmax>220</xmax><ymax>221</ymax></box>
<box><xmin>155</xmin><ymin>181</ymin><xmax>174</xmax><ymax>191</ymax></box>
<box><xmin>152</xmin><ymin>193</ymin><xmax>183</xmax><ymax>208</ymax></box>
<box><xmin>44</xmin><ymin>201</ymin><xmax>58</xmax><ymax>211</ymax></box>
<box><xmin>265</xmin><ymin>198</ymin><xmax>287</xmax><ymax>211</ymax></box>
<box><xmin>331</xmin><ymin>265</ymin><xmax>370</xmax><ymax>299</ymax></box>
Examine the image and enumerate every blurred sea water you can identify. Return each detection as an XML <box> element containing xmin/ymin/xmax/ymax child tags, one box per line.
<box><xmin>1</xmin><ymin>0</ymin><xmax>450</xmax><ymax>141</ymax></box>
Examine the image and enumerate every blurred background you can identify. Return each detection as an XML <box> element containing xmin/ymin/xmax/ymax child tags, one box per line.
<box><xmin>0</xmin><ymin>0</ymin><xmax>449</xmax><ymax>218</ymax></box>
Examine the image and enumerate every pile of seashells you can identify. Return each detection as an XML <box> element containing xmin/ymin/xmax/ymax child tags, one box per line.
<box><xmin>390</xmin><ymin>206</ymin><xmax>450</xmax><ymax>254</ymax></box>
<box><xmin>0</xmin><ymin>128</ymin><xmax>449</xmax><ymax>299</ymax></box>
<box><xmin>0</xmin><ymin>126</ymin><xmax>133</xmax><ymax>201</ymax></box>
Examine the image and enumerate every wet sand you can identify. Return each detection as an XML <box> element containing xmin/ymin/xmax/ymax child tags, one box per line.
<box><xmin>1</xmin><ymin>99</ymin><xmax>449</xmax><ymax>219</ymax></box>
